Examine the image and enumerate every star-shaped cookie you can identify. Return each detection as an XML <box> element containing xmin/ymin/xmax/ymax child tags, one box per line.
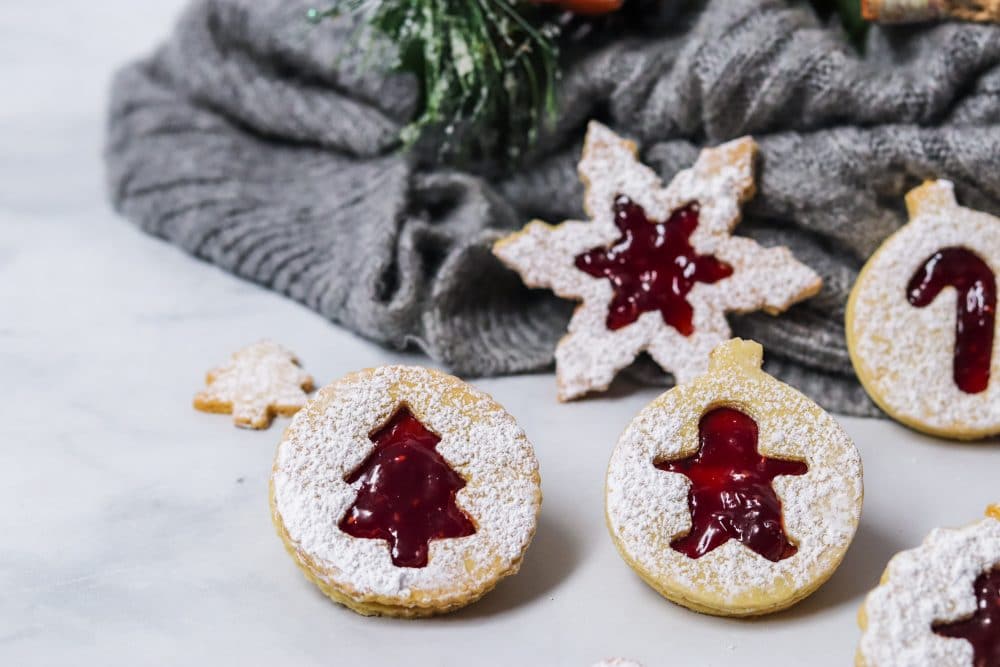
<box><xmin>194</xmin><ymin>340</ymin><xmax>314</xmax><ymax>429</ymax></box>
<box><xmin>493</xmin><ymin>122</ymin><xmax>822</xmax><ymax>400</ymax></box>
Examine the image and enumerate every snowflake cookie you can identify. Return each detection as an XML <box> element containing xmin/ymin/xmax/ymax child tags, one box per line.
<box><xmin>193</xmin><ymin>340</ymin><xmax>314</xmax><ymax>429</ymax></box>
<box><xmin>847</xmin><ymin>180</ymin><xmax>1000</xmax><ymax>439</ymax></box>
<box><xmin>493</xmin><ymin>122</ymin><xmax>821</xmax><ymax>401</ymax></box>
<box><xmin>605</xmin><ymin>338</ymin><xmax>863</xmax><ymax>616</ymax></box>
<box><xmin>270</xmin><ymin>366</ymin><xmax>541</xmax><ymax>617</ymax></box>
<box><xmin>857</xmin><ymin>505</ymin><xmax>1000</xmax><ymax>667</ymax></box>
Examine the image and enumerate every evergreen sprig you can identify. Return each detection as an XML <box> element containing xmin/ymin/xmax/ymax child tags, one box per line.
<box><xmin>309</xmin><ymin>0</ymin><xmax>560</xmax><ymax>163</ymax></box>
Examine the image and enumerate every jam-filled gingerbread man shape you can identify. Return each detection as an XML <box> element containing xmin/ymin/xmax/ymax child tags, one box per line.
<box><xmin>847</xmin><ymin>180</ymin><xmax>1000</xmax><ymax>439</ymax></box>
<box><xmin>494</xmin><ymin>122</ymin><xmax>821</xmax><ymax>401</ymax></box>
<box><xmin>606</xmin><ymin>339</ymin><xmax>863</xmax><ymax>616</ymax></box>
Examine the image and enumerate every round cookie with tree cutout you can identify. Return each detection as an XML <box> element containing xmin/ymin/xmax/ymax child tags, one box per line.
<box><xmin>270</xmin><ymin>366</ymin><xmax>541</xmax><ymax>617</ymax></box>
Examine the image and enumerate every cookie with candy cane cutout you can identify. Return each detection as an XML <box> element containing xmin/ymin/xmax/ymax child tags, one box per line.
<box><xmin>270</xmin><ymin>366</ymin><xmax>541</xmax><ymax>617</ymax></box>
<box><xmin>847</xmin><ymin>180</ymin><xmax>1000</xmax><ymax>439</ymax></box>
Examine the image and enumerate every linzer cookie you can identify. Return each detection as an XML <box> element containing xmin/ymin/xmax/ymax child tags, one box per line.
<box><xmin>493</xmin><ymin>122</ymin><xmax>821</xmax><ymax>401</ymax></box>
<box><xmin>847</xmin><ymin>180</ymin><xmax>1000</xmax><ymax>439</ymax></box>
<box><xmin>857</xmin><ymin>506</ymin><xmax>1000</xmax><ymax>667</ymax></box>
<box><xmin>193</xmin><ymin>340</ymin><xmax>314</xmax><ymax>429</ymax></box>
<box><xmin>605</xmin><ymin>339</ymin><xmax>863</xmax><ymax>616</ymax></box>
<box><xmin>269</xmin><ymin>366</ymin><xmax>541</xmax><ymax>617</ymax></box>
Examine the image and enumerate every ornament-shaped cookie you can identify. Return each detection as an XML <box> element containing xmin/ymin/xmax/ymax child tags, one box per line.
<box><xmin>857</xmin><ymin>505</ymin><xmax>1000</xmax><ymax>667</ymax></box>
<box><xmin>847</xmin><ymin>180</ymin><xmax>1000</xmax><ymax>439</ymax></box>
<box><xmin>270</xmin><ymin>366</ymin><xmax>541</xmax><ymax>617</ymax></box>
<box><xmin>605</xmin><ymin>339</ymin><xmax>863</xmax><ymax>616</ymax></box>
<box><xmin>493</xmin><ymin>122</ymin><xmax>822</xmax><ymax>401</ymax></box>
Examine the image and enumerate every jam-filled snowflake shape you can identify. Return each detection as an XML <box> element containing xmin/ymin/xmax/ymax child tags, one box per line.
<box><xmin>493</xmin><ymin>122</ymin><xmax>822</xmax><ymax>401</ymax></box>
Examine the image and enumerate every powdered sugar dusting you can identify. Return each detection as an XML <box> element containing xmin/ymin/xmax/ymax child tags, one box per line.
<box><xmin>591</xmin><ymin>660</ymin><xmax>644</xmax><ymax>667</ymax></box>
<box><xmin>271</xmin><ymin>366</ymin><xmax>541</xmax><ymax>607</ymax></box>
<box><xmin>848</xmin><ymin>180</ymin><xmax>1000</xmax><ymax>437</ymax></box>
<box><xmin>493</xmin><ymin>122</ymin><xmax>821</xmax><ymax>401</ymax></box>
<box><xmin>605</xmin><ymin>339</ymin><xmax>862</xmax><ymax>613</ymax></box>
<box><xmin>858</xmin><ymin>512</ymin><xmax>1000</xmax><ymax>667</ymax></box>
<box><xmin>193</xmin><ymin>340</ymin><xmax>314</xmax><ymax>429</ymax></box>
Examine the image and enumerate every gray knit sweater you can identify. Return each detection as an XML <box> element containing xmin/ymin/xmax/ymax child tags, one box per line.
<box><xmin>105</xmin><ymin>0</ymin><xmax>1000</xmax><ymax>416</ymax></box>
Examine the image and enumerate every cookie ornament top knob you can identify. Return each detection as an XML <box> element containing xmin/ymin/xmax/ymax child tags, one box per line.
<box><xmin>847</xmin><ymin>180</ymin><xmax>1000</xmax><ymax>439</ymax></box>
<box><xmin>605</xmin><ymin>339</ymin><xmax>863</xmax><ymax>616</ymax></box>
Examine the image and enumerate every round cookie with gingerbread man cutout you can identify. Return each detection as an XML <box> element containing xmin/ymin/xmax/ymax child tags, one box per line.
<box><xmin>847</xmin><ymin>180</ymin><xmax>1000</xmax><ymax>439</ymax></box>
<box><xmin>605</xmin><ymin>338</ymin><xmax>864</xmax><ymax>616</ymax></box>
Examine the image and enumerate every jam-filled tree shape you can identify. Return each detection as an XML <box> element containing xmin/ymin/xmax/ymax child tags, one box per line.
<box><xmin>339</xmin><ymin>406</ymin><xmax>476</xmax><ymax>568</ymax></box>
<box><xmin>494</xmin><ymin>122</ymin><xmax>822</xmax><ymax>401</ymax></box>
<box><xmin>857</xmin><ymin>506</ymin><xmax>1000</xmax><ymax>667</ymax></box>
<box><xmin>606</xmin><ymin>339</ymin><xmax>863</xmax><ymax>616</ymax></box>
<box><xmin>848</xmin><ymin>180</ymin><xmax>1000</xmax><ymax>440</ymax></box>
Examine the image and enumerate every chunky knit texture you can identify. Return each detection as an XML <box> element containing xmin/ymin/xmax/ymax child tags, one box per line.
<box><xmin>106</xmin><ymin>0</ymin><xmax>1000</xmax><ymax>416</ymax></box>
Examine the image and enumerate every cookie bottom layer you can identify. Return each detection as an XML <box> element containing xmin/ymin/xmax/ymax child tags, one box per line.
<box><xmin>269</xmin><ymin>482</ymin><xmax>532</xmax><ymax>618</ymax></box>
<box><xmin>606</xmin><ymin>512</ymin><xmax>840</xmax><ymax>617</ymax></box>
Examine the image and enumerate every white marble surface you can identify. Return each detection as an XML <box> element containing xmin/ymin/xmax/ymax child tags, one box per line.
<box><xmin>2</xmin><ymin>3</ymin><xmax>999</xmax><ymax>666</ymax></box>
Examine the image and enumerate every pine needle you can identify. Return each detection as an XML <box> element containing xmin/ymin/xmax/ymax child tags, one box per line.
<box><xmin>309</xmin><ymin>0</ymin><xmax>560</xmax><ymax>164</ymax></box>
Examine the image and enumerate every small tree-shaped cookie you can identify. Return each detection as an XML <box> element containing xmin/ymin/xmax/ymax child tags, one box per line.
<box><xmin>194</xmin><ymin>341</ymin><xmax>314</xmax><ymax>429</ymax></box>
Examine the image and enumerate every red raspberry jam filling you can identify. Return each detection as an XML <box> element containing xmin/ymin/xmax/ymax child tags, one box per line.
<box><xmin>575</xmin><ymin>195</ymin><xmax>733</xmax><ymax>334</ymax></box>
<box><xmin>656</xmin><ymin>407</ymin><xmax>807</xmax><ymax>562</ymax></box>
<box><xmin>907</xmin><ymin>247</ymin><xmax>996</xmax><ymax>394</ymax></box>
<box><xmin>932</xmin><ymin>567</ymin><xmax>1000</xmax><ymax>667</ymax></box>
<box><xmin>339</xmin><ymin>407</ymin><xmax>476</xmax><ymax>568</ymax></box>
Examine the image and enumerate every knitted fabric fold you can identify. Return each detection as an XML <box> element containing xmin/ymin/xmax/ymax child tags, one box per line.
<box><xmin>106</xmin><ymin>0</ymin><xmax>1000</xmax><ymax>416</ymax></box>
